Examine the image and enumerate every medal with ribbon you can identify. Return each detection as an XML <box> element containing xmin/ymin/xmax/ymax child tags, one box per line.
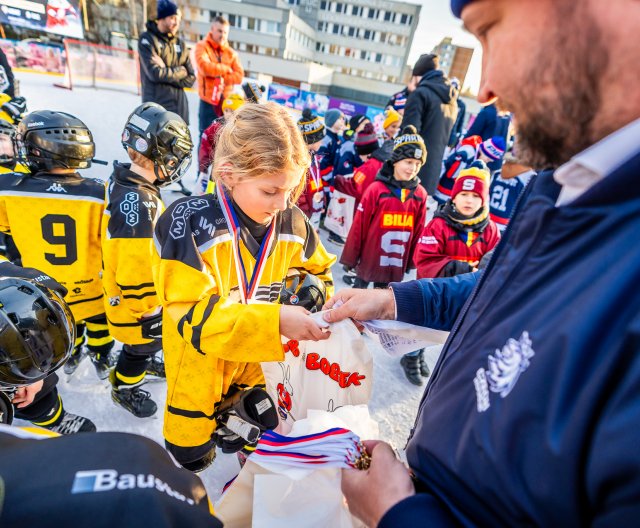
<box><xmin>217</xmin><ymin>186</ymin><xmax>276</xmax><ymax>304</ymax></box>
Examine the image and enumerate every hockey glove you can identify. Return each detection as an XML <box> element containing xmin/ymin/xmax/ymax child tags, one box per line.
<box><xmin>140</xmin><ymin>311</ymin><xmax>163</xmax><ymax>339</ymax></box>
<box><xmin>1</xmin><ymin>96</ymin><xmax>27</xmax><ymax>122</ymax></box>
<box><xmin>213</xmin><ymin>387</ymin><xmax>278</xmax><ymax>454</ymax></box>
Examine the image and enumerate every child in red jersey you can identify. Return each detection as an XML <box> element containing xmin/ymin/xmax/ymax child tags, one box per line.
<box><xmin>414</xmin><ymin>163</ymin><xmax>501</xmax><ymax>279</ymax></box>
<box><xmin>340</xmin><ymin>125</ymin><xmax>427</xmax><ymax>288</ymax></box>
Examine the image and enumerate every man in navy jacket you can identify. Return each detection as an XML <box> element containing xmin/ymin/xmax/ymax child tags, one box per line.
<box><xmin>324</xmin><ymin>0</ymin><xmax>640</xmax><ymax>525</ymax></box>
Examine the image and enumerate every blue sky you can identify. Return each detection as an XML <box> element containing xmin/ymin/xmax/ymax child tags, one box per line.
<box><xmin>406</xmin><ymin>1</ymin><xmax>482</xmax><ymax>94</ymax></box>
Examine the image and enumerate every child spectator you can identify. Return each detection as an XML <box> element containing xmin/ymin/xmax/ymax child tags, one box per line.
<box><xmin>414</xmin><ymin>164</ymin><xmax>501</xmax><ymax>279</ymax></box>
<box><xmin>296</xmin><ymin>108</ymin><xmax>326</xmax><ymax>231</ymax></box>
<box><xmin>102</xmin><ymin>103</ymin><xmax>193</xmax><ymax>418</ymax></box>
<box><xmin>335</xmin><ymin>123</ymin><xmax>379</xmax><ymax>200</ymax></box>
<box><xmin>319</xmin><ymin>108</ymin><xmax>346</xmax><ymax>245</ymax></box>
<box><xmin>334</xmin><ymin>114</ymin><xmax>370</xmax><ymax>178</ymax></box>
<box><xmin>152</xmin><ymin>102</ymin><xmax>335</xmax><ymax>471</ymax></box>
<box><xmin>489</xmin><ymin>153</ymin><xmax>535</xmax><ymax>232</ymax></box>
<box><xmin>195</xmin><ymin>93</ymin><xmax>244</xmax><ymax>194</ymax></box>
<box><xmin>382</xmin><ymin>109</ymin><xmax>401</xmax><ymax>141</ymax></box>
<box><xmin>433</xmin><ymin>134</ymin><xmax>482</xmax><ymax>204</ymax></box>
<box><xmin>340</xmin><ymin>125</ymin><xmax>427</xmax><ymax>288</ymax></box>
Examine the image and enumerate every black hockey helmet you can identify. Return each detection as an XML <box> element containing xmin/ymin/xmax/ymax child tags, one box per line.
<box><xmin>0</xmin><ymin>118</ymin><xmax>16</xmax><ymax>165</ymax></box>
<box><xmin>122</xmin><ymin>102</ymin><xmax>193</xmax><ymax>187</ymax></box>
<box><xmin>0</xmin><ymin>277</ymin><xmax>75</xmax><ymax>390</ymax></box>
<box><xmin>279</xmin><ymin>270</ymin><xmax>326</xmax><ymax>313</ymax></box>
<box><xmin>15</xmin><ymin>110</ymin><xmax>95</xmax><ymax>172</ymax></box>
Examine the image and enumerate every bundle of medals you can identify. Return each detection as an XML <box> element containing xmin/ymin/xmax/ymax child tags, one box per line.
<box><xmin>251</xmin><ymin>427</ymin><xmax>371</xmax><ymax>471</ymax></box>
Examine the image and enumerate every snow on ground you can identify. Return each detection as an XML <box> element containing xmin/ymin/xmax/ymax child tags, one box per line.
<box><xmin>14</xmin><ymin>71</ymin><xmax>443</xmax><ymax>500</ymax></box>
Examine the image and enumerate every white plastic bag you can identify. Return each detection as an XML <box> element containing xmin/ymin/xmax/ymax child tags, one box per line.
<box><xmin>215</xmin><ymin>406</ymin><xmax>376</xmax><ymax>528</ymax></box>
<box><xmin>324</xmin><ymin>190</ymin><xmax>355</xmax><ymax>238</ymax></box>
<box><xmin>261</xmin><ymin>316</ymin><xmax>373</xmax><ymax>431</ymax></box>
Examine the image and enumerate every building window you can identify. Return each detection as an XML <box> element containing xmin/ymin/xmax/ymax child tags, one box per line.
<box><xmin>320</xmin><ymin>1</ymin><xmax>327</xmax><ymax>9</ymax></box>
<box><xmin>333</xmin><ymin>24</ymin><xmax>340</xmax><ymax>34</ymax></box>
<box><xmin>335</xmin><ymin>2</ymin><xmax>343</xmax><ymax>13</ymax></box>
<box><xmin>400</xmin><ymin>13</ymin><xmax>410</xmax><ymax>24</ymax></box>
<box><xmin>368</xmin><ymin>9</ymin><xmax>377</xmax><ymax>18</ymax></box>
<box><xmin>363</xmin><ymin>29</ymin><xmax>371</xmax><ymax>40</ymax></box>
<box><xmin>348</xmin><ymin>26</ymin><xmax>356</xmax><ymax>37</ymax></box>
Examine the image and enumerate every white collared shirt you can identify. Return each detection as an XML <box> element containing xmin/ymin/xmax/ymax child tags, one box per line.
<box><xmin>554</xmin><ymin>117</ymin><xmax>640</xmax><ymax>206</ymax></box>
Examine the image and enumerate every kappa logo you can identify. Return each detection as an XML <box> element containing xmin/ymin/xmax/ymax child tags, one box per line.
<box><xmin>474</xmin><ymin>331</ymin><xmax>535</xmax><ymax>412</ymax></box>
<box><xmin>71</xmin><ymin>469</ymin><xmax>195</xmax><ymax>506</ymax></box>
<box><xmin>120</xmin><ymin>192</ymin><xmax>140</xmax><ymax>227</ymax></box>
<box><xmin>46</xmin><ymin>183</ymin><xmax>66</xmax><ymax>193</ymax></box>
<box><xmin>169</xmin><ymin>198</ymin><xmax>210</xmax><ymax>239</ymax></box>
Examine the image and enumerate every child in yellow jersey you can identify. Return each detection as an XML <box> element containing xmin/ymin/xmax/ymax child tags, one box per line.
<box><xmin>103</xmin><ymin>102</ymin><xmax>193</xmax><ymax>419</ymax></box>
<box><xmin>153</xmin><ymin>102</ymin><xmax>336</xmax><ymax>471</ymax></box>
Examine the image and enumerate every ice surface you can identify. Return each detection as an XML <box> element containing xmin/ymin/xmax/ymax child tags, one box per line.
<box><xmin>13</xmin><ymin>71</ymin><xmax>443</xmax><ymax>500</ymax></box>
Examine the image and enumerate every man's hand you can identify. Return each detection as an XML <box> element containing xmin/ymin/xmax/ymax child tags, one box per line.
<box><xmin>12</xmin><ymin>380</ymin><xmax>44</xmax><ymax>408</ymax></box>
<box><xmin>322</xmin><ymin>288</ymin><xmax>396</xmax><ymax>324</ymax></box>
<box><xmin>150</xmin><ymin>54</ymin><xmax>165</xmax><ymax>68</ymax></box>
<box><xmin>342</xmin><ymin>440</ymin><xmax>415</xmax><ymax>527</ymax></box>
<box><xmin>279</xmin><ymin>305</ymin><xmax>330</xmax><ymax>342</ymax></box>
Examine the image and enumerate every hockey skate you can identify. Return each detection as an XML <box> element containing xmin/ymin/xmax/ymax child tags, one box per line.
<box><xmin>111</xmin><ymin>372</ymin><xmax>157</xmax><ymax>418</ymax></box>
<box><xmin>63</xmin><ymin>348</ymin><xmax>86</xmax><ymax>376</ymax></box>
<box><xmin>146</xmin><ymin>352</ymin><xmax>166</xmax><ymax>379</ymax></box>
<box><xmin>36</xmin><ymin>411</ymin><xmax>97</xmax><ymax>435</ymax></box>
<box><xmin>418</xmin><ymin>349</ymin><xmax>431</xmax><ymax>378</ymax></box>
<box><xmin>89</xmin><ymin>352</ymin><xmax>113</xmax><ymax>380</ymax></box>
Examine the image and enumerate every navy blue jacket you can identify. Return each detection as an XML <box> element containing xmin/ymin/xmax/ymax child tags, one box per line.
<box><xmin>386</xmin><ymin>156</ymin><xmax>640</xmax><ymax>527</ymax></box>
<box><xmin>465</xmin><ymin>103</ymin><xmax>511</xmax><ymax>171</ymax></box>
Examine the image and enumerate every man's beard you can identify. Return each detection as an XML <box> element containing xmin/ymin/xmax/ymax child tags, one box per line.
<box><xmin>505</xmin><ymin>4</ymin><xmax>609</xmax><ymax>169</ymax></box>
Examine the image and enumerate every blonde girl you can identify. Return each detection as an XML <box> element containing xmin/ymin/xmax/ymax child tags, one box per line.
<box><xmin>152</xmin><ymin>102</ymin><xmax>335</xmax><ymax>471</ymax></box>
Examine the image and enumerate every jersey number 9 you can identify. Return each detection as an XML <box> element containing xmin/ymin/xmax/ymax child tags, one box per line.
<box><xmin>41</xmin><ymin>214</ymin><xmax>78</xmax><ymax>265</ymax></box>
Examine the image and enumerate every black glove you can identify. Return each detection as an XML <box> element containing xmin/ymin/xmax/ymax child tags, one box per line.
<box><xmin>0</xmin><ymin>261</ymin><xmax>67</xmax><ymax>296</ymax></box>
<box><xmin>2</xmin><ymin>96</ymin><xmax>27</xmax><ymax>122</ymax></box>
<box><xmin>213</xmin><ymin>387</ymin><xmax>278</xmax><ymax>454</ymax></box>
<box><xmin>140</xmin><ymin>311</ymin><xmax>163</xmax><ymax>339</ymax></box>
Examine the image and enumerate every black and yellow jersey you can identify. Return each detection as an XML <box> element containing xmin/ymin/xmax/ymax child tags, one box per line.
<box><xmin>102</xmin><ymin>162</ymin><xmax>164</xmax><ymax>344</ymax></box>
<box><xmin>0</xmin><ymin>161</ymin><xmax>29</xmax><ymax>175</ymax></box>
<box><xmin>0</xmin><ymin>172</ymin><xmax>106</xmax><ymax>321</ymax></box>
<box><xmin>152</xmin><ymin>192</ymin><xmax>335</xmax><ymax>450</ymax></box>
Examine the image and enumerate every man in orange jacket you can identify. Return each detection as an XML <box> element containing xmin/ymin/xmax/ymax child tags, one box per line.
<box><xmin>194</xmin><ymin>16</ymin><xmax>244</xmax><ymax>137</ymax></box>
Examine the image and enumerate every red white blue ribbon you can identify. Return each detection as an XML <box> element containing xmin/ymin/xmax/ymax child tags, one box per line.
<box><xmin>217</xmin><ymin>185</ymin><xmax>276</xmax><ymax>304</ymax></box>
<box><xmin>250</xmin><ymin>428</ymin><xmax>364</xmax><ymax>469</ymax></box>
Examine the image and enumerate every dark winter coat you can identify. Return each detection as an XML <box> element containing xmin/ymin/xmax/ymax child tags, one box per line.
<box><xmin>0</xmin><ymin>48</ymin><xmax>15</xmax><ymax>98</ymax></box>
<box><xmin>385</xmin><ymin>157</ymin><xmax>640</xmax><ymax>526</ymax></box>
<box><xmin>465</xmin><ymin>103</ymin><xmax>512</xmax><ymax>171</ymax></box>
<box><xmin>401</xmin><ymin>70</ymin><xmax>458</xmax><ymax>194</ymax></box>
<box><xmin>340</xmin><ymin>164</ymin><xmax>427</xmax><ymax>283</ymax></box>
<box><xmin>138</xmin><ymin>20</ymin><xmax>196</xmax><ymax>124</ymax></box>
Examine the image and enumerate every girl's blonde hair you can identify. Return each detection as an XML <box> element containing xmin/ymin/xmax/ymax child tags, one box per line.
<box><xmin>213</xmin><ymin>102</ymin><xmax>311</xmax><ymax>204</ymax></box>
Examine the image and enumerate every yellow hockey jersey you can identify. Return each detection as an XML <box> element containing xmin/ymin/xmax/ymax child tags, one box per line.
<box><xmin>102</xmin><ymin>162</ymin><xmax>164</xmax><ymax>344</ymax></box>
<box><xmin>0</xmin><ymin>171</ymin><xmax>106</xmax><ymax>321</ymax></box>
<box><xmin>152</xmin><ymin>192</ymin><xmax>335</xmax><ymax>451</ymax></box>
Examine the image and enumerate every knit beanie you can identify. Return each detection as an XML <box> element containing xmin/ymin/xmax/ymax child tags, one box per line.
<box><xmin>297</xmin><ymin>108</ymin><xmax>326</xmax><ymax>145</ymax></box>
<box><xmin>349</xmin><ymin>114</ymin><xmax>368</xmax><ymax>133</ymax></box>
<box><xmin>412</xmin><ymin>53</ymin><xmax>439</xmax><ymax>77</ymax></box>
<box><xmin>221</xmin><ymin>93</ymin><xmax>245</xmax><ymax>113</ymax></box>
<box><xmin>479</xmin><ymin>136</ymin><xmax>506</xmax><ymax>161</ymax></box>
<box><xmin>383</xmin><ymin>109</ymin><xmax>401</xmax><ymax>131</ymax></box>
<box><xmin>157</xmin><ymin>0</ymin><xmax>178</xmax><ymax>20</ymax></box>
<box><xmin>390</xmin><ymin>125</ymin><xmax>426</xmax><ymax>165</ymax></box>
<box><xmin>324</xmin><ymin>109</ymin><xmax>344</xmax><ymax>129</ymax></box>
<box><xmin>354</xmin><ymin>123</ymin><xmax>379</xmax><ymax>156</ymax></box>
<box><xmin>451</xmin><ymin>0</ymin><xmax>475</xmax><ymax>17</ymax></box>
<box><xmin>452</xmin><ymin>165</ymin><xmax>490</xmax><ymax>205</ymax></box>
<box><xmin>242</xmin><ymin>81</ymin><xmax>265</xmax><ymax>103</ymax></box>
